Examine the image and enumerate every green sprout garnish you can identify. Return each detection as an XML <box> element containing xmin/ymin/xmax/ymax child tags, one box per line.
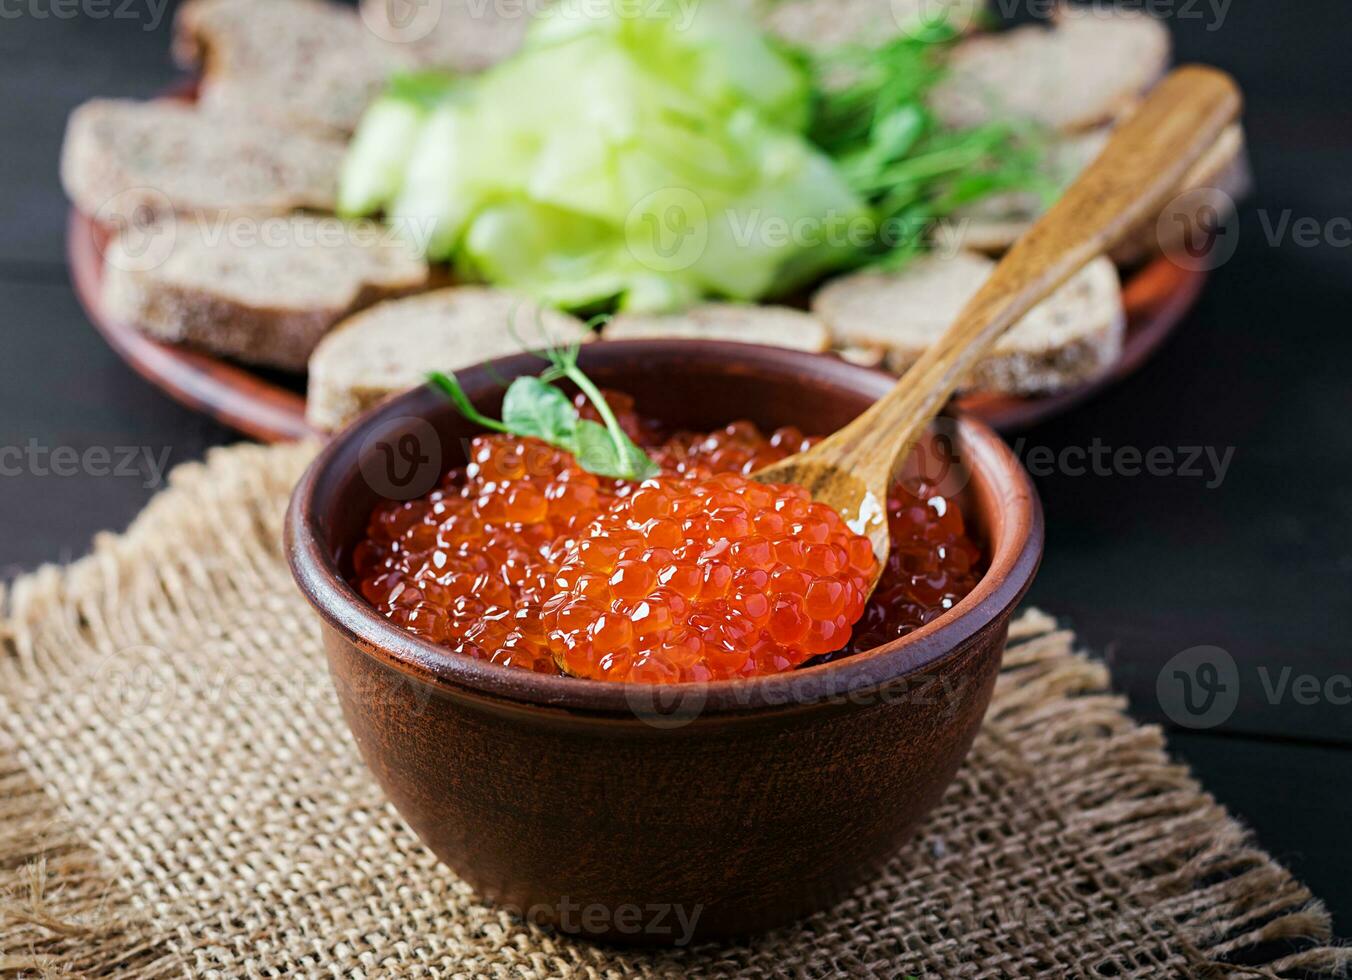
<box><xmin>803</xmin><ymin>28</ymin><xmax>1057</xmax><ymax>270</ymax></box>
<box><xmin>429</xmin><ymin>326</ymin><xmax>660</xmax><ymax>483</ymax></box>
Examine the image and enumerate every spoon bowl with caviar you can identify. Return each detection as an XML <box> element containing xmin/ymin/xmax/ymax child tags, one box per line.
<box><xmin>286</xmin><ymin>66</ymin><xmax>1240</xmax><ymax>943</ymax></box>
<box><xmin>756</xmin><ymin>65</ymin><xmax>1242</xmax><ymax>577</ymax></box>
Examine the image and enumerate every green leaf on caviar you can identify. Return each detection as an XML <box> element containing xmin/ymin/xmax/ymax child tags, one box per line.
<box><xmin>427</xmin><ymin>349</ymin><xmax>660</xmax><ymax>482</ymax></box>
<box><xmin>428</xmin><ymin>371</ymin><xmax>509</xmax><ymax>434</ymax></box>
<box><xmin>574</xmin><ymin>419</ymin><xmax>661</xmax><ymax>482</ymax></box>
<box><xmin>623</xmin><ymin>438</ymin><xmax>662</xmax><ymax>481</ymax></box>
<box><xmin>501</xmin><ymin>376</ymin><xmax>578</xmax><ymax>445</ymax></box>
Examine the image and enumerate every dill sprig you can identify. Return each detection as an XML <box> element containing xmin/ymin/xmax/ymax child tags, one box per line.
<box><xmin>802</xmin><ymin>26</ymin><xmax>1058</xmax><ymax>269</ymax></box>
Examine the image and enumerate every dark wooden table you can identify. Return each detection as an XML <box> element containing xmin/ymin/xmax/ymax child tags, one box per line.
<box><xmin>2</xmin><ymin>0</ymin><xmax>1349</xmax><ymax>940</ymax></box>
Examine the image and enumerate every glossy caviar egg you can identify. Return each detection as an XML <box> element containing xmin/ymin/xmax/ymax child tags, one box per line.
<box><xmin>354</xmin><ymin>394</ymin><xmax>984</xmax><ymax>683</ymax></box>
<box><xmin>543</xmin><ymin>473</ymin><xmax>876</xmax><ymax>682</ymax></box>
<box><xmin>834</xmin><ymin>479</ymin><xmax>984</xmax><ymax>658</ymax></box>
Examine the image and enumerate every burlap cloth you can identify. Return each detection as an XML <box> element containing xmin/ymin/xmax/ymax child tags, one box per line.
<box><xmin>0</xmin><ymin>443</ymin><xmax>1346</xmax><ymax>978</ymax></box>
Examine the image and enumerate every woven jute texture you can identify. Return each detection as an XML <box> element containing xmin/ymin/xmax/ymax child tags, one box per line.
<box><xmin>0</xmin><ymin>442</ymin><xmax>1346</xmax><ymax>978</ymax></box>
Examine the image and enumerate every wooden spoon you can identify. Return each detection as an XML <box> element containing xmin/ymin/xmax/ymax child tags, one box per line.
<box><xmin>755</xmin><ymin>65</ymin><xmax>1243</xmax><ymax>581</ymax></box>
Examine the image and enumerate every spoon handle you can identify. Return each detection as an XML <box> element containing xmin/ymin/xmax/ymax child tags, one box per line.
<box><xmin>811</xmin><ymin>64</ymin><xmax>1243</xmax><ymax>488</ymax></box>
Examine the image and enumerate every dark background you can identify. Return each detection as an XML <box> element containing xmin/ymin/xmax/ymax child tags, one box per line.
<box><xmin>2</xmin><ymin>0</ymin><xmax>1349</xmax><ymax>939</ymax></box>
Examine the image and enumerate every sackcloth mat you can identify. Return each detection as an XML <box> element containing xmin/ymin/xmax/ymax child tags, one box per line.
<box><xmin>0</xmin><ymin>442</ymin><xmax>1347</xmax><ymax>978</ymax></box>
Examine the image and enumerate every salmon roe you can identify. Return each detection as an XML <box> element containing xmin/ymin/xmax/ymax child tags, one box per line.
<box><xmin>543</xmin><ymin>473</ymin><xmax>876</xmax><ymax>682</ymax></box>
<box><xmin>836</xmin><ymin>479</ymin><xmax>984</xmax><ymax>657</ymax></box>
<box><xmin>353</xmin><ymin>392</ymin><xmax>984</xmax><ymax>683</ymax></box>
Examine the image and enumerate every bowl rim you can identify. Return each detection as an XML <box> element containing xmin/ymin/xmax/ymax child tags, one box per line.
<box><xmin>285</xmin><ymin>340</ymin><xmax>1044</xmax><ymax>718</ymax></box>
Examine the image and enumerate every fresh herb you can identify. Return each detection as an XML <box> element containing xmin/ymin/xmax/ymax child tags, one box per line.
<box><xmin>803</xmin><ymin>27</ymin><xmax>1057</xmax><ymax>269</ymax></box>
<box><xmin>429</xmin><ymin>338</ymin><xmax>660</xmax><ymax>483</ymax></box>
<box><xmin>385</xmin><ymin>70</ymin><xmax>462</xmax><ymax>111</ymax></box>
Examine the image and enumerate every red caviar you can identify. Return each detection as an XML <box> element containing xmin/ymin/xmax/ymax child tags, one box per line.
<box><xmin>543</xmin><ymin>473</ymin><xmax>875</xmax><ymax>682</ymax></box>
<box><xmin>836</xmin><ymin>479</ymin><xmax>984</xmax><ymax>657</ymax></box>
<box><xmin>354</xmin><ymin>393</ymin><xmax>983</xmax><ymax>682</ymax></box>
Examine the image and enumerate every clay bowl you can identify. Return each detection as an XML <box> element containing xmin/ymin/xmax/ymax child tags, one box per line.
<box><xmin>286</xmin><ymin>341</ymin><xmax>1043</xmax><ymax>945</ymax></box>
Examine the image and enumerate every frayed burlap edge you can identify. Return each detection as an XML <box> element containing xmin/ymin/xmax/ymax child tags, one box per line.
<box><xmin>0</xmin><ymin>751</ymin><xmax>180</xmax><ymax>979</ymax></box>
<box><xmin>0</xmin><ymin>442</ymin><xmax>1347</xmax><ymax>978</ymax></box>
<box><xmin>979</xmin><ymin>614</ymin><xmax>1349</xmax><ymax>979</ymax></box>
<box><xmin>0</xmin><ymin>443</ymin><xmax>311</xmax><ymax>979</ymax></box>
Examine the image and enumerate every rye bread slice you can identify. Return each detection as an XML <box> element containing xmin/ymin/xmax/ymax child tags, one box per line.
<box><xmin>760</xmin><ymin>0</ymin><xmax>985</xmax><ymax>51</ymax></box>
<box><xmin>307</xmin><ymin>287</ymin><xmax>591</xmax><ymax>431</ymax></box>
<box><xmin>930</xmin><ymin>5</ymin><xmax>1171</xmax><ymax>133</ymax></box>
<box><xmin>366</xmin><ymin>0</ymin><xmax>985</xmax><ymax>69</ymax></box>
<box><xmin>953</xmin><ymin>124</ymin><xmax>1250</xmax><ymax>263</ymax></box>
<box><xmin>604</xmin><ymin>304</ymin><xmax>830</xmax><ymax>352</ymax></box>
<box><xmin>947</xmin><ymin>128</ymin><xmax>1112</xmax><ymax>253</ymax></box>
<box><xmin>1114</xmin><ymin>123</ymin><xmax>1252</xmax><ymax>265</ymax></box>
<box><xmin>359</xmin><ymin>0</ymin><xmax>535</xmax><ymax>72</ymax></box>
<box><xmin>812</xmin><ymin>252</ymin><xmax>1125</xmax><ymax>395</ymax></box>
<box><xmin>175</xmin><ymin>0</ymin><xmax>415</xmax><ymax>136</ymax></box>
<box><xmin>102</xmin><ymin>214</ymin><xmax>430</xmax><ymax>372</ymax></box>
<box><xmin>61</xmin><ymin>99</ymin><xmax>344</xmax><ymax>224</ymax></box>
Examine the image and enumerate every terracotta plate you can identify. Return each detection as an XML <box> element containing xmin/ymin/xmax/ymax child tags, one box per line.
<box><xmin>67</xmin><ymin>207</ymin><xmax>1207</xmax><ymax>443</ymax></box>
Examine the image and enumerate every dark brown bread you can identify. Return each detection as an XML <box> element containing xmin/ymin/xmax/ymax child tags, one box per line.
<box><xmin>760</xmin><ymin>0</ymin><xmax>985</xmax><ymax>51</ymax></box>
<box><xmin>307</xmin><ymin>287</ymin><xmax>591</xmax><ymax>430</ymax></box>
<box><xmin>604</xmin><ymin>304</ymin><xmax>830</xmax><ymax>352</ymax></box>
<box><xmin>953</xmin><ymin>125</ymin><xmax>1250</xmax><ymax>263</ymax></box>
<box><xmin>60</xmin><ymin>98</ymin><xmax>345</xmax><ymax>224</ymax></box>
<box><xmin>103</xmin><ymin>214</ymin><xmax>430</xmax><ymax>371</ymax></box>
<box><xmin>813</xmin><ymin>252</ymin><xmax>1125</xmax><ymax>395</ymax></box>
<box><xmin>931</xmin><ymin>6</ymin><xmax>1171</xmax><ymax>133</ymax></box>
<box><xmin>176</xmin><ymin>0</ymin><xmax>416</xmax><ymax>135</ymax></box>
<box><xmin>358</xmin><ymin>0</ymin><xmax>535</xmax><ymax>72</ymax></box>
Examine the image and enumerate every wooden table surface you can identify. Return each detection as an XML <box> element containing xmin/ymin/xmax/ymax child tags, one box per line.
<box><xmin>2</xmin><ymin>0</ymin><xmax>1349</xmax><ymax>942</ymax></box>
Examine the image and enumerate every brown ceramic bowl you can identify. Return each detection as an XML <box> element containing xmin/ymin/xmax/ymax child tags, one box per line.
<box><xmin>286</xmin><ymin>341</ymin><xmax>1043</xmax><ymax>945</ymax></box>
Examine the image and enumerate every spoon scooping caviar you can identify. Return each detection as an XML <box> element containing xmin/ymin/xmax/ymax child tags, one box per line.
<box><xmin>755</xmin><ymin>66</ymin><xmax>1243</xmax><ymax>583</ymax></box>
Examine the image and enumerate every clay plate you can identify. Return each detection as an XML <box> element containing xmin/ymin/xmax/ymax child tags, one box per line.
<box><xmin>68</xmin><ymin>206</ymin><xmax>1207</xmax><ymax>442</ymax></box>
<box><xmin>285</xmin><ymin>341</ymin><xmax>1044</xmax><ymax>943</ymax></box>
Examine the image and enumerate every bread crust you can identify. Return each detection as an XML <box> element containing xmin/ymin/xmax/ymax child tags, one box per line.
<box><xmin>358</xmin><ymin>0</ymin><xmax>534</xmax><ymax>73</ymax></box>
<box><xmin>307</xmin><ymin>287</ymin><xmax>591</xmax><ymax>431</ymax></box>
<box><xmin>604</xmin><ymin>304</ymin><xmax>830</xmax><ymax>352</ymax></box>
<box><xmin>102</xmin><ymin>215</ymin><xmax>430</xmax><ymax>372</ymax></box>
<box><xmin>60</xmin><ymin>99</ymin><xmax>344</xmax><ymax>224</ymax></box>
<box><xmin>931</xmin><ymin>5</ymin><xmax>1171</xmax><ymax>133</ymax></box>
<box><xmin>762</xmin><ymin>0</ymin><xmax>985</xmax><ymax>52</ymax></box>
<box><xmin>813</xmin><ymin>253</ymin><xmax>1125</xmax><ymax>396</ymax></box>
<box><xmin>956</xmin><ymin>125</ymin><xmax>1250</xmax><ymax>263</ymax></box>
<box><xmin>175</xmin><ymin>0</ymin><xmax>415</xmax><ymax>136</ymax></box>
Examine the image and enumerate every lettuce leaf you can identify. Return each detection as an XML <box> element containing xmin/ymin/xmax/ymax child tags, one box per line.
<box><xmin>340</xmin><ymin>0</ymin><xmax>863</xmax><ymax>311</ymax></box>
